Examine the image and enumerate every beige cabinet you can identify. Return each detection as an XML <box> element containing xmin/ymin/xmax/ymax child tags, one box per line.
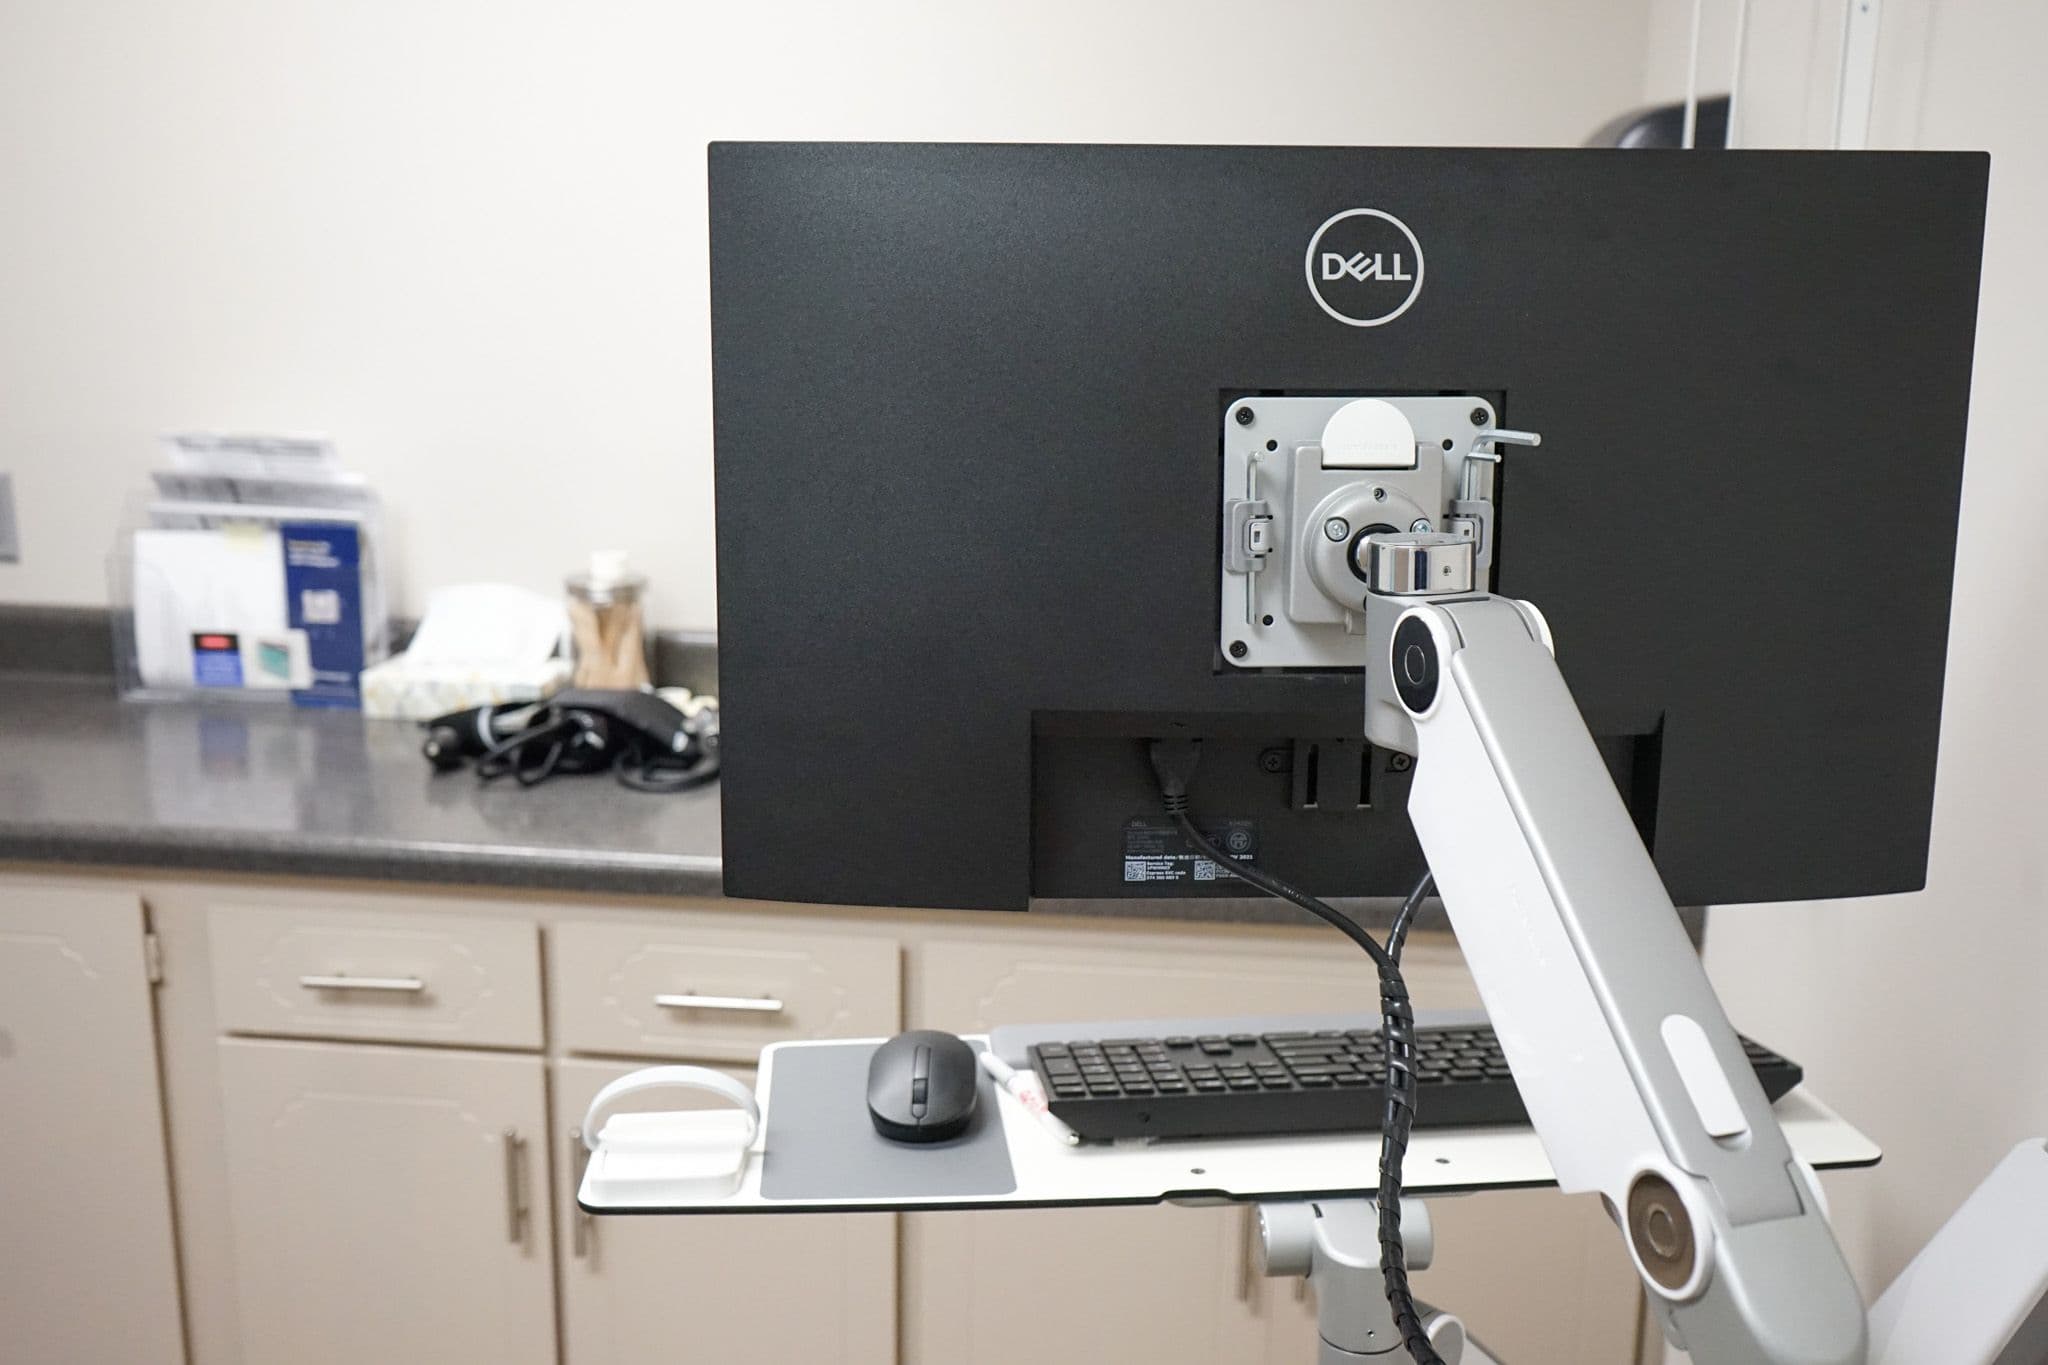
<box><xmin>0</xmin><ymin>881</ymin><xmax>185</xmax><ymax>1364</ymax></box>
<box><xmin>553</xmin><ymin>1058</ymin><xmax>895</xmax><ymax>1365</ymax></box>
<box><xmin>216</xmin><ymin>1037</ymin><xmax>554</xmax><ymax>1365</ymax></box>
<box><xmin>14</xmin><ymin>870</ymin><xmax>1646</xmax><ymax>1365</ymax></box>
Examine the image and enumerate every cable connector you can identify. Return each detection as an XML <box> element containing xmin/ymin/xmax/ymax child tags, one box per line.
<box><xmin>1146</xmin><ymin>739</ymin><xmax>1203</xmax><ymax>815</ymax></box>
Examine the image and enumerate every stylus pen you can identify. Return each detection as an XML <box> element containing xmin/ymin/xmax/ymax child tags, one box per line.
<box><xmin>978</xmin><ymin>1050</ymin><xmax>1082</xmax><ymax>1147</ymax></box>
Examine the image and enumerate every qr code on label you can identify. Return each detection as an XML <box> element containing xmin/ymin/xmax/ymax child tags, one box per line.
<box><xmin>300</xmin><ymin>588</ymin><xmax>341</xmax><ymax>625</ymax></box>
<box><xmin>1193</xmin><ymin>858</ymin><xmax>1218</xmax><ymax>881</ymax></box>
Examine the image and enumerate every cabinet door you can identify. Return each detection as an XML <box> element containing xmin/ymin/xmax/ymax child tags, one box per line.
<box><xmin>554</xmin><ymin>1058</ymin><xmax>895</xmax><ymax>1365</ymax></box>
<box><xmin>217</xmin><ymin>1038</ymin><xmax>553</xmax><ymax>1365</ymax></box>
<box><xmin>0</xmin><ymin>882</ymin><xmax>184</xmax><ymax>1363</ymax></box>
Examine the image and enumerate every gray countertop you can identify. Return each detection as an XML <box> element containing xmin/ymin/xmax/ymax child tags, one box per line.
<box><xmin>0</xmin><ymin>675</ymin><xmax>724</xmax><ymax>897</ymax></box>
<box><xmin>0</xmin><ymin>673</ymin><xmax>1417</xmax><ymax>929</ymax></box>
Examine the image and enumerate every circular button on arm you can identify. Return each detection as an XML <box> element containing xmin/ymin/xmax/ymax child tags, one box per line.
<box><xmin>1391</xmin><ymin>615</ymin><xmax>1440</xmax><ymax>715</ymax></box>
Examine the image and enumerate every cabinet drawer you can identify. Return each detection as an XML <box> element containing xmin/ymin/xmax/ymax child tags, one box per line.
<box><xmin>552</xmin><ymin>921</ymin><xmax>900</xmax><ymax>1062</ymax></box>
<box><xmin>208</xmin><ymin>905</ymin><xmax>543</xmax><ymax>1048</ymax></box>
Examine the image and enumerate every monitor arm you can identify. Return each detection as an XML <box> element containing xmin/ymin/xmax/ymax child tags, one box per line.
<box><xmin>1361</xmin><ymin>566</ymin><xmax>1869</xmax><ymax>1364</ymax></box>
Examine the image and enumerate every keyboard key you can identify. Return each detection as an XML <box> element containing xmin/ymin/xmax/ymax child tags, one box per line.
<box><xmin>1227</xmin><ymin>1033</ymin><xmax>1257</xmax><ymax>1045</ymax></box>
<box><xmin>1165</xmin><ymin>1036</ymin><xmax>1196</xmax><ymax>1048</ymax></box>
<box><xmin>1192</xmin><ymin>1078</ymin><xmax>1227</xmax><ymax>1092</ymax></box>
<box><xmin>1225</xmin><ymin>1076</ymin><xmax>1260</xmax><ymax>1090</ymax></box>
<box><xmin>1296</xmin><ymin>1074</ymin><xmax>1334</xmax><ymax>1087</ymax></box>
<box><xmin>1198</xmin><ymin>1038</ymin><xmax>1233</xmax><ymax>1056</ymax></box>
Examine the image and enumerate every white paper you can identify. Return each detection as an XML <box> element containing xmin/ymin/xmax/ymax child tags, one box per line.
<box><xmin>131</xmin><ymin>527</ymin><xmax>290</xmax><ymax>688</ymax></box>
<box><xmin>403</xmin><ymin>583</ymin><xmax>569</xmax><ymax>671</ymax></box>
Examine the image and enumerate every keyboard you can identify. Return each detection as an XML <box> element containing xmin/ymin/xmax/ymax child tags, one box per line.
<box><xmin>1027</xmin><ymin>1024</ymin><xmax>1803</xmax><ymax>1143</ymax></box>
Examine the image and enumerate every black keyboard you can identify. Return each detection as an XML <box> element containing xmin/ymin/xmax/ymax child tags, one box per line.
<box><xmin>1028</xmin><ymin>1024</ymin><xmax>1803</xmax><ymax>1143</ymax></box>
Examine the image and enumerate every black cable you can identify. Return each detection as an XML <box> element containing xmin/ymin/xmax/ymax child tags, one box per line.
<box><xmin>613</xmin><ymin>739</ymin><xmax>721</xmax><ymax>793</ymax></box>
<box><xmin>1376</xmin><ymin>870</ymin><xmax>1438</xmax><ymax>1365</ymax></box>
<box><xmin>1148</xmin><ymin>739</ymin><xmax>1443</xmax><ymax>1365</ymax></box>
<box><xmin>475</xmin><ymin>715</ymin><xmax>580</xmax><ymax>785</ymax></box>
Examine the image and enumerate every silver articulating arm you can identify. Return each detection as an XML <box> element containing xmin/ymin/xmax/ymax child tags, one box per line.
<box><xmin>1359</xmin><ymin>541</ymin><xmax>1868</xmax><ymax>1364</ymax></box>
<box><xmin>1218</xmin><ymin>398</ymin><xmax>2048</xmax><ymax>1363</ymax></box>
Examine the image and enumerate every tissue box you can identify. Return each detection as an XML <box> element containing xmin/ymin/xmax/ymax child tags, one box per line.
<box><xmin>359</xmin><ymin>654</ymin><xmax>572</xmax><ymax>720</ymax></box>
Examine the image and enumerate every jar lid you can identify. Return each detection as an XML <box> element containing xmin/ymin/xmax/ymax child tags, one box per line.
<box><xmin>567</xmin><ymin>549</ymin><xmax>647</xmax><ymax>605</ymax></box>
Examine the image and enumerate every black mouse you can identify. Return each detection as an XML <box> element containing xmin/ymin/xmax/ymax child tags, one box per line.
<box><xmin>866</xmin><ymin>1029</ymin><xmax>979</xmax><ymax>1143</ymax></box>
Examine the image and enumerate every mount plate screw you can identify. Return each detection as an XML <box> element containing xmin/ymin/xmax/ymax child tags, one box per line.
<box><xmin>1235</xmin><ymin>407</ymin><xmax>1256</xmax><ymax>427</ymax></box>
<box><xmin>1228</xmin><ymin>641</ymin><xmax>1248</xmax><ymax>659</ymax></box>
<box><xmin>1323</xmin><ymin>517</ymin><xmax>1350</xmax><ymax>542</ymax></box>
<box><xmin>1469</xmin><ymin>407</ymin><xmax>1488</xmax><ymax>426</ymax></box>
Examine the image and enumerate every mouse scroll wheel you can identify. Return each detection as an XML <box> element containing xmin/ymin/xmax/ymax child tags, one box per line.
<box><xmin>911</xmin><ymin>1045</ymin><xmax>931</xmax><ymax>1114</ymax></box>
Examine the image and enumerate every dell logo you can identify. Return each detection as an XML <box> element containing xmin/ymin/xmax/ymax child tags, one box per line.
<box><xmin>1320</xmin><ymin>250</ymin><xmax>1414</xmax><ymax>283</ymax></box>
<box><xmin>1305</xmin><ymin>209</ymin><xmax>1425</xmax><ymax>327</ymax></box>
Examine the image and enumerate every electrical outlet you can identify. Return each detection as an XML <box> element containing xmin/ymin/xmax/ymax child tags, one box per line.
<box><xmin>0</xmin><ymin>473</ymin><xmax>16</xmax><ymax>563</ymax></box>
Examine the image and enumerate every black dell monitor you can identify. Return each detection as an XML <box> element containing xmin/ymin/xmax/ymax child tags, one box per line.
<box><xmin>708</xmin><ymin>143</ymin><xmax>1986</xmax><ymax>912</ymax></box>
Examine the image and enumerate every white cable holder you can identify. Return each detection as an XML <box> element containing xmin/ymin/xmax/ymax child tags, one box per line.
<box><xmin>579</xmin><ymin>1066</ymin><xmax>761</xmax><ymax>1204</ymax></box>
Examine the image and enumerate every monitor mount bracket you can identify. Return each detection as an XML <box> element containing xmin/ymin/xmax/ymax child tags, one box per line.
<box><xmin>1218</xmin><ymin>395</ymin><xmax>1537</xmax><ymax>671</ymax></box>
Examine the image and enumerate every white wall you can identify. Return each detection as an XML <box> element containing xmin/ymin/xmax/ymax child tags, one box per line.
<box><xmin>0</xmin><ymin>0</ymin><xmax>1652</xmax><ymax>630</ymax></box>
<box><xmin>1640</xmin><ymin>0</ymin><xmax>2048</xmax><ymax>1348</ymax></box>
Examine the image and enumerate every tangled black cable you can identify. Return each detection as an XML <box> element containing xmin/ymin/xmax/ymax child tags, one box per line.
<box><xmin>473</xmin><ymin>706</ymin><xmax>720</xmax><ymax>792</ymax></box>
<box><xmin>1148</xmin><ymin>740</ymin><xmax>1443</xmax><ymax>1365</ymax></box>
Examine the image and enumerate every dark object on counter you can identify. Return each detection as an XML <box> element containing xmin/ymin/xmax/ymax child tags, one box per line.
<box><xmin>421</xmin><ymin>690</ymin><xmax>720</xmax><ymax>792</ymax></box>
<box><xmin>1586</xmin><ymin>95</ymin><xmax>1730</xmax><ymax>149</ymax></box>
<box><xmin>420</xmin><ymin>702</ymin><xmax>543</xmax><ymax>770</ymax></box>
<box><xmin>866</xmin><ymin>1030</ymin><xmax>980</xmax><ymax>1144</ymax></box>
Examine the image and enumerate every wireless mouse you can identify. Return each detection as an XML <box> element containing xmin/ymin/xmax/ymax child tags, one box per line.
<box><xmin>866</xmin><ymin>1029</ymin><xmax>979</xmax><ymax>1143</ymax></box>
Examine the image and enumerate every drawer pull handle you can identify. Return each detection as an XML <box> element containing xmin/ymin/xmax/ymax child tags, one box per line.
<box><xmin>298</xmin><ymin>974</ymin><xmax>426</xmax><ymax>994</ymax></box>
<box><xmin>568</xmin><ymin>1128</ymin><xmax>594</xmax><ymax>1260</ymax></box>
<box><xmin>503</xmin><ymin>1129</ymin><xmax>529</xmax><ymax>1244</ymax></box>
<box><xmin>653</xmin><ymin>993</ymin><xmax>784</xmax><ymax>1014</ymax></box>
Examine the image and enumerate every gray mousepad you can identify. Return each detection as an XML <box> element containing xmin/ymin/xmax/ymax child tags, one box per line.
<box><xmin>760</xmin><ymin>1040</ymin><xmax>1018</xmax><ymax>1202</ymax></box>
